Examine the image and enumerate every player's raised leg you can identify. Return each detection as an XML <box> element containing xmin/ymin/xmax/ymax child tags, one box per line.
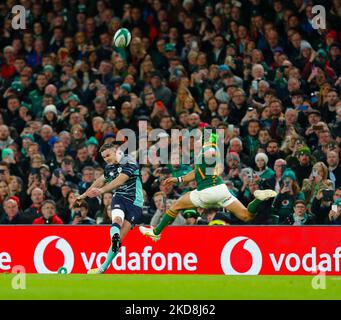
<box><xmin>224</xmin><ymin>189</ymin><xmax>277</xmax><ymax>221</ymax></box>
<box><xmin>88</xmin><ymin>208</ymin><xmax>126</xmax><ymax>274</ymax></box>
<box><xmin>139</xmin><ymin>191</ymin><xmax>195</xmax><ymax>241</ymax></box>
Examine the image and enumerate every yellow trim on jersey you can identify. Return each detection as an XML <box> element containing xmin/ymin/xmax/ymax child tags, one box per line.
<box><xmin>203</xmin><ymin>143</ymin><xmax>217</xmax><ymax>148</ymax></box>
<box><xmin>166</xmin><ymin>209</ymin><xmax>177</xmax><ymax>218</ymax></box>
<box><xmin>198</xmin><ymin>167</ymin><xmax>205</xmax><ymax>179</ymax></box>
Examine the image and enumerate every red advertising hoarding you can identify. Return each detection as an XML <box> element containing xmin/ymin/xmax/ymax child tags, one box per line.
<box><xmin>1</xmin><ymin>226</ymin><xmax>341</xmax><ymax>275</ymax></box>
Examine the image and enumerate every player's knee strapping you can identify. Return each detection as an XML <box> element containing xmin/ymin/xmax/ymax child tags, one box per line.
<box><xmin>112</xmin><ymin>208</ymin><xmax>125</xmax><ymax>222</ymax></box>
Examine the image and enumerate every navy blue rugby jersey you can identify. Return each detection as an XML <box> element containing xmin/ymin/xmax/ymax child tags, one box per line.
<box><xmin>104</xmin><ymin>155</ymin><xmax>143</xmax><ymax>208</ymax></box>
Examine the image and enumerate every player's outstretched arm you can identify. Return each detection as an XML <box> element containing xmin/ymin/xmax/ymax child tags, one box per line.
<box><xmin>75</xmin><ymin>175</ymin><xmax>105</xmax><ymax>202</ymax></box>
<box><xmin>87</xmin><ymin>173</ymin><xmax>129</xmax><ymax>197</ymax></box>
<box><xmin>164</xmin><ymin>170</ymin><xmax>195</xmax><ymax>186</ymax></box>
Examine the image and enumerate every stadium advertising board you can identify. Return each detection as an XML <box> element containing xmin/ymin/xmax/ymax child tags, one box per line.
<box><xmin>1</xmin><ymin>226</ymin><xmax>341</xmax><ymax>275</ymax></box>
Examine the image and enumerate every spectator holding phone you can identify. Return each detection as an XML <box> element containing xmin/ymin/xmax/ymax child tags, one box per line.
<box><xmin>292</xmin><ymin>146</ymin><xmax>314</xmax><ymax>187</ymax></box>
<box><xmin>302</xmin><ymin>162</ymin><xmax>333</xmax><ymax>209</ymax></box>
<box><xmin>328</xmin><ymin>198</ymin><xmax>341</xmax><ymax>225</ymax></box>
<box><xmin>304</xmin><ymin>109</ymin><xmax>323</xmax><ymax>148</ymax></box>
<box><xmin>272</xmin><ymin>169</ymin><xmax>305</xmax><ymax>224</ymax></box>
<box><xmin>311</xmin><ymin>187</ymin><xmax>341</xmax><ymax>224</ymax></box>
<box><xmin>72</xmin><ymin>200</ymin><xmax>95</xmax><ymax>225</ymax></box>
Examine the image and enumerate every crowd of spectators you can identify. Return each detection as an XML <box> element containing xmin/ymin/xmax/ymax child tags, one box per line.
<box><xmin>0</xmin><ymin>0</ymin><xmax>341</xmax><ymax>226</ymax></box>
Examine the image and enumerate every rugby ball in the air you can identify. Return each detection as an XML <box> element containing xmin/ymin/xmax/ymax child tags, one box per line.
<box><xmin>113</xmin><ymin>28</ymin><xmax>131</xmax><ymax>48</ymax></box>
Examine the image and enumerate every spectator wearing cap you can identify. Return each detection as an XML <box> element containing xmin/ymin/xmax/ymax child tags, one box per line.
<box><xmin>33</xmin><ymin>200</ymin><xmax>63</xmax><ymax>225</ymax></box>
<box><xmin>150</xmin><ymin>71</ymin><xmax>173</xmax><ymax>110</ymax></box>
<box><xmin>292</xmin><ymin>146</ymin><xmax>314</xmax><ymax>187</ymax></box>
<box><xmin>0</xmin><ymin>199</ymin><xmax>26</xmax><ymax>225</ymax></box>
<box><xmin>104</xmin><ymin>105</ymin><xmax>118</xmax><ymax>122</ymax></box>
<box><xmin>298</xmin><ymin>40</ymin><xmax>316</xmax><ymax>79</ymax></box>
<box><xmin>254</xmin><ymin>152</ymin><xmax>275</xmax><ymax>179</ymax></box>
<box><xmin>182</xmin><ymin>209</ymin><xmax>200</xmax><ymax>225</ymax></box>
<box><xmin>302</xmin><ymin>161</ymin><xmax>333</xmax><ymax>209</ymax></box>
<box><xmin>86</xmin><ymin>136</ymin><xmax>99</xmax><ymax>162</ymax></box>
<box><xmin>112</xmin><ymin>83</ymin><xmax>132</xmax><ymax>107</ymax></box>
<box><xmin>42</xmin><ymin>104</ymin><xmax>63</xmax><ymax>132</ymax></box>
<box><xmin>271</xmin><ymin>169</ymin><xmax>305</xmax><ymax>224</ymax></box>
<box><xmin>39</xmin><ymin>164</ymin><xmax>51</xmax><ymax>181</ymax></box>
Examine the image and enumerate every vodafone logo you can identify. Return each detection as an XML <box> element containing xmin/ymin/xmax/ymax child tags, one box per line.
<box><xmin>34</xmin><ymin>236</ymin><xmax>74</xmax><ymax>274</ymax></box>
<box><xmin>220</xmin><ymin>236</ymin><xmax>262</xmax><ymax>275</ymax></box>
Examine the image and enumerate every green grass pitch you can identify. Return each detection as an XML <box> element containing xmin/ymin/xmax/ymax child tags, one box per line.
<box><xmin>0</xmin><ymin>274</ymin><xmax>340</xmax><ymax>300</ymax></box>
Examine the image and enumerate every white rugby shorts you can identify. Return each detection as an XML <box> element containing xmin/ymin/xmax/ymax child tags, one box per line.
<box><xmin>189</xmin><ymin>184</ymin><xmax>237</xmax><ymax>208</ymax></box>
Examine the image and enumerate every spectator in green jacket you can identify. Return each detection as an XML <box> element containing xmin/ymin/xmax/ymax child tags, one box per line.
<box><xmin>254</xmin><ymin>152</ymin><xmax>275</xmax><ymax>179</ymax></box>
<box><xmin>272</xmin><ymin>169</ymin><xmax>305</xmax><ymax>223</ymax></box>
<box><xmin>282</xmin><ymin>200</ymin><xmax>316</xmax><ymax>225</ymax></box>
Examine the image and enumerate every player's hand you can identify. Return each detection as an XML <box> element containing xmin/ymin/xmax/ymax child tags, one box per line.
<box><xmin>163</xmin><ymin>177</ymin><xmax>178</xmax><ymax>186</ymax></box>
<box><xmin>87</xmin><ymin>188</ymin><xmax>102</xmax><ymax>198</ymax></box>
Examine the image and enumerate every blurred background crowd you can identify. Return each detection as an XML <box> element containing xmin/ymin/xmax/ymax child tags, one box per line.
<box><xmin>0</xmin><ymin>0</ymin><xmax>341</xmax><ymax>226</ymax></box>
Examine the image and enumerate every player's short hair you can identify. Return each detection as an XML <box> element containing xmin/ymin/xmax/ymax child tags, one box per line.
<box><xmin>99</xmin><ymin>142</ymin><xmax>118</xmax><ymax>153</ymax></box>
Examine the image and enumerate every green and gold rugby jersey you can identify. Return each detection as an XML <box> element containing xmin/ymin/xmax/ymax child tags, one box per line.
<box><xmin>194</xmin><ymin>142</ymin><xmax>224</xmax><ymax>191</ymax></box>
